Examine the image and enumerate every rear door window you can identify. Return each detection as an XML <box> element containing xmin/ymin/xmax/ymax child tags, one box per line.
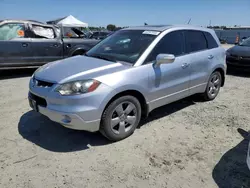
<box><xmin>185</xmin><ymin>30</ymin><xmax>207</xmax><ymax>53</ymax></box>
<box><xmin>203</xmin><ymin>32</ymin><xmax>219</xmax><ymax>49</ymax></box>
<box><xmin>0</xmin><ymin>23</ymin><xmax>25</xmax><ymax>40</ymax></box>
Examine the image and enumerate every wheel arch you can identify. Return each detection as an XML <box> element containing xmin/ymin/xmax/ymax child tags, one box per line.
<box><xmin>70</xmin><ymin>46</ymin><xmax>88</xmax><ymax>56</ymax></box>
<box><xmin>102</xmin><ymin>89</ymin><xmax>149</xmax><ymax>119</ymax></box>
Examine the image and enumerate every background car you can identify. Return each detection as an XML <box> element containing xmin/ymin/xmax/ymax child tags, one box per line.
<box><xmin>226</xmin><ymin>37</ymin><xmax>250</xmax><ymax>69</ymax></box>
<box><xmin>0</xmin><ymin>20</ymin><xmax>99</xmax><ymax>69</ymax></box>
<box><xmin>89</xmin><ymin>31</ymin><xmax>112</xmax><ymax>40</ymax></box>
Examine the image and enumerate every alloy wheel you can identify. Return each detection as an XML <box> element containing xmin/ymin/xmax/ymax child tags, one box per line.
<box><xmin>208</xmin><ymin>73</ymin><xmax>221</xmax><ymax>98</ymax></box>
<box><xmin>110</xmin><ymin>102</ymin><xmax>137</xmax><ymax>135</ymax></box>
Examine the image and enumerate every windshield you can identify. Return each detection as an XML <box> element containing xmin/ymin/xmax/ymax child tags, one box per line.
<box><xmin>86</xmin><ymin>30</ymin><xmax>159</xmax><ymax>64</ymax></box>
<box><xmin>240</xmin><ymin>37</ymin><xmax>250</xmax><ymax>46</ymax></box>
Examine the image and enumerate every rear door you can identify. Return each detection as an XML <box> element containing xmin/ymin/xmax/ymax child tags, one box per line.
<box><xmin>27</xmin><ymin>24</ymin><xmax>63</xmax><ymax>65</ymax></box>
<box><xmin>184</xmin><ymin>30</ymin><xmax>212</xmax><ymax>94</ymax></box>
<box><xmin>0</xmin><ymin>22</ymin><xmax>33</xmax><ymax>68</ymax></box>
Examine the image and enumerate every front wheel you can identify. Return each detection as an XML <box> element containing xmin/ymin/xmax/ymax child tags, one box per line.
<box><xmin>202</xmin><ymin>71</ymin><xmax>222</xmax><ymax>101</ymax></box>
<box><xmin>100</xmin><ymin>96</ymin><xmax>141</xmax><ymax>141</ymax></box>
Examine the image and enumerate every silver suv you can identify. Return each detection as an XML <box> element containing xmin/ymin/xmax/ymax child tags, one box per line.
<box><xmin>28</xmin><ymin>25</ymin><xmax>226</xmax><ymax>141</ymax></box>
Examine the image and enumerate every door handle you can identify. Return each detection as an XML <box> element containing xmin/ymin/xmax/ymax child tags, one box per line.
<box><xmin>22</xmin><ymin>43</ymin><xmax>28</xmax><ymax>47</ymax></box>
<box><xmin>208</xmin><ymin>55</ymin><xmax>214</xmax><ymax>59</ymax></box>
<box><xmin>182</xmin><ymin>63</ymin><xmax>189</xmax><ymax>69</ymax></box>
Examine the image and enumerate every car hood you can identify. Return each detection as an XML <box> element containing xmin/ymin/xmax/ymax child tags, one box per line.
<box><xmin>34</xmin><ymin>56</ymin><xmax>131</xmax><ymax>84</ymax></box>
<box><xmin>228</xmin><ymin>45</ymin><xmax>250</xmax><ymax>57</ymax></box>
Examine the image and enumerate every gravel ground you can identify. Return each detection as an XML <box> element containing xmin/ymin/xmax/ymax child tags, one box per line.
<box><xmin>0</xmin><ymin>68</ymin><xmax>250</xmax><ymax>188</ymax></box>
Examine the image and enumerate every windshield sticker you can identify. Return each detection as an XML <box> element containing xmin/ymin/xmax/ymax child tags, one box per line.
<box><xmin>142</xmin><ymin>31</ymin><xmax>160</xmax><ymax>35</ymax></box>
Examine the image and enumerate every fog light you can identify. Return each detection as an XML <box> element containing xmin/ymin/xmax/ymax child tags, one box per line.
<box><xmin>62</xmin><ymin>115</ymin><xmax>71</xmax><ymax>124</ymax></box>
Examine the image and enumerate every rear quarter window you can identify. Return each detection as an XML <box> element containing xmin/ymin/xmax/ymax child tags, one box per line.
<box><xmin>204</xmin><ymin>32</ymin><xmax>219</xmax><ymax>49</ymax></box>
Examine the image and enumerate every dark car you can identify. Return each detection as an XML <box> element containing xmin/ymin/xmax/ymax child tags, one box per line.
<box><xmin>0</xmin><ymin>20</ymin><xmax>99</xmax><ymax>69</ymax></box>
<box><xmin>226</xmin><ymin>37</ymin><xmax>250</xmax><ymax>69</ymax></box>
<box><xmin>89</xmin><ymin>31</ymin><xmax>111</xmax><ymax>40</ymax></box>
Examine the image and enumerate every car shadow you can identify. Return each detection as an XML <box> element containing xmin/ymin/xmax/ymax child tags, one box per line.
<box><xmin>212</xmin><ymin>128</ymin><xmax>250</xmax><ymax>188</ymax></box>
<box><xmin>0</xmin><ymin>68</ymin><xmax>36</xmax><ymax>80</ymax></box>
<box><xmin>140</xmin><ymin>96</ymin><xmax>196</xmax><ymax>126</ymax></box>
<box><xmin>18</xmin><ymin>110</ymin><xmax>111</xmax><ymax>152</ymax></box>
<box><xmin>18</xmin><ymin>97</ymin><xmax>196</xmax><ymax>152</ymax></box>
<box><xmin>227</xmin><ymin>67</ymin><xmax>250</xmax><ymax>78</ymax></box>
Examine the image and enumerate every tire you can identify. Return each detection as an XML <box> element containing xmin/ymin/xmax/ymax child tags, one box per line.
<box><xmin>202</xmin><ymin>71</ymin><xmax>222</xmax><ymax>101</ymax></box>
<box><xmin>100</xmin><ymin>96</ymin><xmax>141</xmax><ymax>141</ymax></box>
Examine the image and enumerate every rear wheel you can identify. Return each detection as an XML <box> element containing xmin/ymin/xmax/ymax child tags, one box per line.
<box><xmin>202</xmin><ymin>71</ymin><xmax>222</xmax><ymax>101</ymax></box>
<box><xmin>100</xmin><ymin>96</ymin><xmax>141</xmax><ymax>141</ymax></box>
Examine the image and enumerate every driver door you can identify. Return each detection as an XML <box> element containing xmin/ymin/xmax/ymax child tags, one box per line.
<box><xmin>27</xmin><ymin>24</ymin><xmax>63</xmax><ymax>65</ymax></box>
<box><xmin>0</xmin><ymin>22</ymin><xmax>33</xmax><ymax>68</ymax></box>
<box><xmin>145</xmin><ymin>30</ymin><xmax>191</xmax><ymax>110</ymax></box>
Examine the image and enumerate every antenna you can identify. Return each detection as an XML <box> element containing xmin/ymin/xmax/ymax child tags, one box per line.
<box><xmin>187</xmin><ymin>18</ymin><xmax>191</xmax><ymax>24</ymax></box>
<box><xmin>209</xmin><ymin>20</ymin><xmax>212</xmax><ymax>27</ymax></box>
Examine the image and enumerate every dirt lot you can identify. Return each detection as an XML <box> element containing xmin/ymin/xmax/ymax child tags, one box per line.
<box><xmin>0</xmin><ymin>68</ymin><xmax>250</xmax><ymax>188</ymax></box>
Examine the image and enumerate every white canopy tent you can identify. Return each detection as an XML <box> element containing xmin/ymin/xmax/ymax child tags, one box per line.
<box><xmin>47</xmin><ymin>15</ymin><xmax>88</xmax><ymax>27</ymax></box>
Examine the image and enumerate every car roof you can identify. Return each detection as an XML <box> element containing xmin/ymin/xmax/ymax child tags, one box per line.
<box><xmin>0</xmin><ymin>19</ymin><xmax>53</xmax><ymax>27</ymax></box>
<box><xmin>123</xmin><ymin>25</ymin><xmax>213</xmax><ymax>33</ymax></box>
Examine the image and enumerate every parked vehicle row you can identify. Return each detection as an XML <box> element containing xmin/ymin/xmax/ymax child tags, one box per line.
<box><xmin>0</xmin><ymin>20</ymin><xmax>99</xmax><ymax>69</ymax></box>
<box><xmin>89</xmin><ymin>31</ymin><xmax>113</xmax><ymax>40</ymax></box>
<box><xmin>28</xmin><ymin>25</ymin><xmax>226</xmax><ymax>141</ymax></box>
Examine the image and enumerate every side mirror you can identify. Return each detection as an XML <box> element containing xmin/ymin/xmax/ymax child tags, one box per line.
<box><xmin>154</xmin><ymin>54</ymin><xmax>175</xmax><ymax>67</ymax></box>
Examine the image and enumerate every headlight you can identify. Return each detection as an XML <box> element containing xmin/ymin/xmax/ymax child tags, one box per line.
<box><xmin>55</xmin><ymin>79</ymin><xmax>101</xmax><ymax>96</ymax></box>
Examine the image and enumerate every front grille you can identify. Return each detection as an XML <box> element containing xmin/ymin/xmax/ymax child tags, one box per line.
<box><xmin>35</xmin><ymin>78</ymin><xmax>54</xmax><ymax>88</ymax></box>
<box><xmin>29</xmin><ymin>92</ymin><xmax>47</xmax><ymax>107</ymax></box>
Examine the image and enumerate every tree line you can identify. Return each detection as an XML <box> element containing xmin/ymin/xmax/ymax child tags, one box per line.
<box><xmin>89</xmin><ymin>24</ymin><xmax>127</xmax><ymax>31</ymax></box>
<box><xmin>89</xmin><ymin>24</ymin><xmax>244</xmax><ymax>31</ymax></box>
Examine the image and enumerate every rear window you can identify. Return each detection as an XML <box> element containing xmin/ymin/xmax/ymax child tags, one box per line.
<box><xmin>204</xmin><ymin>32</ymin><xmax>218</xmax><ymax>49</ymax></box>
<box><xmin>185</xmin><ymin>30</ymin><xmax>207</xmax><ymax>53</ymax></box>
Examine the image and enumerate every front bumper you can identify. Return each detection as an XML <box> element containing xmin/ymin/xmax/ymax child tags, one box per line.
<box><xmin>28</xmin><ymin>92</ymin><xmax>100</xmax><ymax>132</ymax></box>
<box><xmin>33</xmin><ymin>103</ymin><xmax>100</xmax><ymax>132</ymax></box>
<box><xmin>28</xmin><ymin>78</ymin><xmax>114</xmax><ymax>132</ymax></box>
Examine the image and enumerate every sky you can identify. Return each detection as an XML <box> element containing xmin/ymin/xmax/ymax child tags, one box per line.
<box><xmin>1</xmin><ymin>0</ymin><xmax>250</xmax><ymax>27</ymax></box>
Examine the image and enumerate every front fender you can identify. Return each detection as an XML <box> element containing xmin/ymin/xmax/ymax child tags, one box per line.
<box><xmin>98</xmin><ymin>84</ymin><xmax>149</xmax><ymax>115</ymax></box>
